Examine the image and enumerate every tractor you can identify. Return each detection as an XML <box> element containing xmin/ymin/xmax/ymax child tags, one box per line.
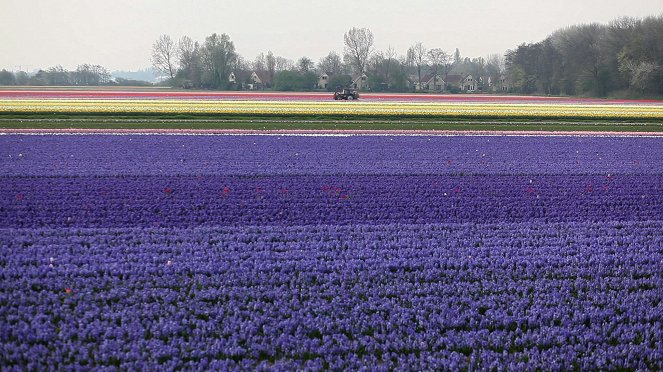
<box><xmin>333</xmin><ymin>87</ymin><xmax>359</xmax><ymax>100</ymax></box>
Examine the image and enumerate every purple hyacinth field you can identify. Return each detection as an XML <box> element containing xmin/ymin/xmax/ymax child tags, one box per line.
<box><xmin>1</xmin><ymin>134</ymin><xmax>663</xmax><ymax>370</ymax></box>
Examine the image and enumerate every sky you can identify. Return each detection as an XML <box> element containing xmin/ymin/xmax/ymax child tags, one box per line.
<box><xmin>1</xmin><ymin>0</ymin><xmax>661</xmax><ymax>72</ymax></box>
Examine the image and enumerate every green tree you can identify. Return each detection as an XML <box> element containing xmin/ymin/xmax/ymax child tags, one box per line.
<box><xmin>427</xmin><ymin>48</ymin><xmax>449</xmax><ymax>91</ymax></box>
<box><xmin>45</xmin><ymin>65</ymin><xmax>70</xmax><ymax>85</ymax></box>
<box><xmin>266</xmin><ymin>51</ymin><xmax>276</xmax><ymax>84</ymax></box>
<box><xmin>177</xmin><ymin>36</ymin><xmax>202</xmax><ymax>88</ymax></box>
<box><xmin>407</xmin><ymin>42</ymin><xmax>427</xmax><ymax>89</ymax></box>
<box><xmin>273</xmin><ymin>70</ymin><xmax>317</xmax><ymax>91</ymax></box>
<box><xmin>298</xmin><ymin>57</ymin><xmax>314</xmax><ymax>72</ymax></box>
<box><xmin>318</xmin><ymin>51</ymin><xmax>344</xmax><ymax>76</ymax></box>
<box><xmin>201</xmin><ymin>33</ymin><xmax>237</xmax><ymax>89</ymax></box>
<box><xmin>0</xmin><ymin>69</ymin><xmax>16</xmax><ymax>85</ymax></box>
<box><xmin>327</xmin><ymin>74</ymin><xmax>353</xmax><ymax>91</ymax></box>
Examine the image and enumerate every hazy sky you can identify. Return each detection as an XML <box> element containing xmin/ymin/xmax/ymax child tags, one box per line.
<box><xmin>1</xmin><ymin>0</ymin><xmax>661</xmax><ymax>72</ymax></box>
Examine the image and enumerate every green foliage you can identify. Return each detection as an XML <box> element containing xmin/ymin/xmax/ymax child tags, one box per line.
<box><xmin>3</xmin><ymin>115</ymin><xmax>663</xmax><ymax>132</ymax></box>
<box><xmin>367</xmin><ymin>74</ymin><xmax>387</xmax><ymax>92</ymax></box>
<box><xmin>327</xmin><ymin>74</ymin><xmax>353</xmax><ymax>91</ymax></box>
<box><xmin>200</xmin><ymin>33</ymin><xmax>237</xmax><ymax>89</ymax></box>
<box><xmin>506</xmin><ymin>15</ymin><xmax>663</xmax><ymax>97</ymax></box>
<box><xmin>0</xmin><ymin>70</ymin><xmax>15</xmax><ymax>85</ymax></box>
<box><xmin>114</xmin><ymin>77</ymin><xmax>152</xmax><ymax>87</ymax></box>
<box><xmin>389</xmin><ymin>68</ymin><xmax>408</xmax><ymax>92</ymax></box>
<box><xmin>273</xmin><ymin>71</ymin><xmax>317</xmax><ymax>91</ymax></box>
<box><xmin>1</xmin><ymin>65</ymin><xmax>112</xmax><ymax>87</ymax></box>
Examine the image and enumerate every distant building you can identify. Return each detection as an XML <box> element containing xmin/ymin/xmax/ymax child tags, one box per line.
<box><xmin>228</xmin><ymin>71</ymin><xmax>250</xmax><ymax>88</ymax></box>
<box><xmin>409</xmin><ymin>74</ymin><xmax>444</xmax><ymax>91</ymax></box>
<box><xmin>444</xmin><ymin>74</ymin><xmax>463</xmax><ymax>90</ymax></box>
<box><xmin>229</xmin><ymin>70</ymin><xmax>270</xmax><ymax>90</ymax></box>
<box><xmin>248</xmin><ymin>71</ymin><xmax>269</xmax><ymax>90</ymax></box>
<box><xmin>461</xmin><ymin>75</ymin><xmax>477</xmax><ymax>92</ymax></box>
<box><xmin>317</xmin><ymin>73</ymin><xmax>330</xmax><ymax>90</ymax></box>
<box><xmin>496</xmin><ymin>74</ymin><xmax>511</xmax><ymax>92</ymax></box>
<box><xmin>351</xmin><ymin>73</ymin><xmax>368</xmax><ymax>90</ymax></box>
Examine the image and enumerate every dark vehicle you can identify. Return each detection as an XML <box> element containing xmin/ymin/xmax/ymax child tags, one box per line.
<box><xmin>333</xmin><ymin>88</ymin><xmax>359</xmax><ymax>100</ymax></box>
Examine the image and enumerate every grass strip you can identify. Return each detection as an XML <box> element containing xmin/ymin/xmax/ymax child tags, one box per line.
<box><xmin>1</xmin><ymin>117</ymin><xmax>662</xmax><ymax>132</ymax></box>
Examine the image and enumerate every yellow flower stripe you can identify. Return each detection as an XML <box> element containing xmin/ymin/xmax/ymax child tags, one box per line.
<box><xmin>1</xmin><ymin>99</ymin><xmax>662</xmax><ymax>119</ymax></box>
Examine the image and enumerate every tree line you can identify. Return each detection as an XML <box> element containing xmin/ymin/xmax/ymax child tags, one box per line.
<box><xmin>506</xmin><ymin>14</ymin><xmax>663</xmax><ymax>97</ymax></box>
<box><xmin>1</xmin><ymin>14</ymin><xmax>661</xmax><ymax>97</ymax></box>
<box><xmin>1</xmin><ymin>64</ymin><xmax>107</xmax><ymax>86</ymax></box>
<box><xmin>0</xmin><ymin>64</ymin><xmax>153</xmax><ymax>87</ymax></box>
<box><xmin>149</xmin><ymin>28</ymin><xmax>503</xmax><ymax>92</ymax></box>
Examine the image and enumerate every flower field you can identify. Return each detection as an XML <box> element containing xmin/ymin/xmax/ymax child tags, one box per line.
<box><xmin>1</xmin><ymin>90</ymin><xmax>663</xmax><ymax>121</ymax></box>
<box><xmin>2</xmin><ymin>99</ymin><xmax>663</xmax><ymax>121</ymax></box>
<box><xmin>1</xmin><ymin>89</ymin><xmax>662</xmax><ymax>105</ymax></box>
<box><xmin>1</xmin><ymin>134</ymin><xmax>662</xmax><ymax>369</ymax></box>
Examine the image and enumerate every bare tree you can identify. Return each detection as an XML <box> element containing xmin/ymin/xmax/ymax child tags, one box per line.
<box><xmin>177</xmin><ymin>36</ymin><xmax>201</xmax><ymax>86</ymax></box>
<box><xmin>266</xmin><ymin>51</ymin><xmax>276</xmax><ymax>83</ymax></box>
<box><xmin>151</xmin><ymin>34</ymin><xmax>177</xmax><ymax>80</ymax></box>
<box><xmin>178</xmin><ymin>36</ymin><xmax>195</xmax><ymax>70</ymax></box>
<box><xmin>368</xmin><ymin>52</ymin><xmax>384</xmax><ymax>73</ymax></box>
<box><xmin>343</xmin><ymin>27</ymin><xmax>374</xmax><ymax>76</ymax></box>
<box><xmin>275</xmin><ymin>56</ymin><xmax>294</xmax><ymax>71</ymax></box>
<box><xmin>485</xmin><ymin>53</ymin><xmax>505</xmax><ymax>89</ymax></box>
<box><xmin>427</xmin><ymin>48</ymin><xmax>449</xmax><ymax>91</ymax></box>
<box><xmin>486</xmin><ymin>54</ymin><xmax>505</xmax><ymax>74</ymax></box>
<box><xmin>408</xmin><ymin>42</ymin><xmax>427</xmax><ymax>89</ymax></box>
<box><xmin>298</xmin><ymin>56</ymin><xmax>314</xmax><ymax>72</ymax></box>
<box><xmin>253</xmin><ymin>53</ymin><xmax>266</xmax><ymax>72</ymax></box>
<box><xmin>384</xmin><ymin>46</ymin><xmax>396</xmax><ymax>86</ymax></box>
<box><xmin>318</xmin><ymin>51</ymin><xmax>343</xmax><ymax>75</ymax></box>
<box><xmin>454</xmin><ymin>48</ymin><xmax>461</xmax><ymax>65</ymax></box>
<box><xmin>233</xmin><ymin>55</ymin><xmax>250</xmax><ymax>71</ymax></box>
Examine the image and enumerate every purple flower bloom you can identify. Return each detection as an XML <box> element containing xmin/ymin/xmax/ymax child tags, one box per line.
<box><xmin>1</xmin><ymin>134</ymin><xmax>661</xmax><ymax>369</ymax></box>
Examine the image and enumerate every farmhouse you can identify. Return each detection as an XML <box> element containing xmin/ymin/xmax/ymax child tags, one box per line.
<box><xmin>443</xmin><ymin>74</ymin><xmax>463</xmax><ymax>90</ymax></box>
<box><xmin>460</xmin><ymin>74</ymin><xmax>477</xmax><ymax>92</ymax></box>
<box><xmin>411</xmin><ymin>74</ymin><xmax>445</xmax><ymax>91</ymax></box>
<box><xmin>317</xmin><ymin>73</ymin><xmax>329</xmax><ymax>90</ymax></box>
<box><xmin>496</xmin><ymin>74</ymin><xmax>511</xmax><ymax>92</ymax></box>
<box><xmin>351</xmin><ymin>73</ymin><xmax>368</xmax><ymax>90</ymax></box>
<box><xmin>229</xmin><ymin>70</ymin><xmax>270</xmax><ymax>90</ymax></box>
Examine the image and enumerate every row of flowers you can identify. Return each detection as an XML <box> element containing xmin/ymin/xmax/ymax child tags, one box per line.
<box><xmin>3</xmin><ymin>135</ymin><xmax>663</xmax><ymax>177</ymax></box>
<box><xmin>2</xmin><ymin>90</ymin><xmax>662</xmax><ymax>105</ymax></box>
<box><xmin>2</xmin><ymin>174</ymin><xmax>663</xmax><ymax>229</ymax></box>
<box><xmin>1</xmin><ymin>222</ymin><xmax>662</xmax><ymax>369</ymax></box>
<box><xmin>2</xmin><ymin>134</ymin><xmax>662</xmax><ymax>369</ymax></box>
<box><xmin>2</xmin><ymin>99</ymin><xmax>663</xmax><ymax>119</ymax></box>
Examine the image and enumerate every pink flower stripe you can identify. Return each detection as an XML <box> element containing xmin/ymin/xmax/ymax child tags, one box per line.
<box><xmin>1</xmin><ymin>89</ymin><xmax>661</xmax><ymax>105</ymax></box>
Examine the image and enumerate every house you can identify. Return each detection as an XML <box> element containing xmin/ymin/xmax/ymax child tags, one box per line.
<box><xmin>248</xmin><ymin>71</ymin><xmax>270</xmax><ymax>90</ymax></box>
<box><xmin>229</xmin><ymin>70</ymin><xmax>270</xmax><ymax>90</ymax></box>
<box><xmin>496</xmin><ymin>74</ymin><xmax>511</xmax><ymax>92</ymax></box>
<box><xmin>461</xmin><ymin>75</ymin><xmax>477</xmax><ymax>92</ymax></box>
<box><xmin>317</xmin><ymin>73</ymin><xmax>330</xmax><ymax>90</ymax></box>
<box><xmin>443</xmin><ymin>74</ymin><xmax>463</xmax><ymax>90</ymax></box>
<box><xmin>427</xmin><ymin>74</ymin><xmax>445</xmax><ymax>91</ymax></box>
<box><xmin>409</xmin><ymin>74</ymin><xmax>445</xmax><ymax>91</ymax></box>
<box><xmin>228</xmin><ymin>70</ymin><xmax>251</xmax><ymax>89</ymax></box>
<box><xmin>407</xmin><ymin>75</ymin><xmax>419</xmax><ymax>91</ymax></box>
<box><xmin>351</xmin><ymin>73</ymin><xmax>368</xmax><ymax>90</ymax></box>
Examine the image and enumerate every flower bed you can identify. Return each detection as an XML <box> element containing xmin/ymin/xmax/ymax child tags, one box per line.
<box><xmin>1</xmin><ymin>134</ymin><xmax>662</xmax><ymax>370</ymax></box>
<box><xmin>1</xmin><ymin>98</ymin><xmax>663</xmax><ymax>121</ymax></box>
